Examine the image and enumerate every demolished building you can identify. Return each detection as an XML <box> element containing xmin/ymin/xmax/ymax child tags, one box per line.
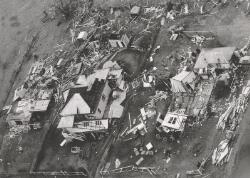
<box><xmin>59</xmin><ymin>78</ymin><xmax>111</xmax><ymax>142</ymax></box>
<box><xmin>170</xmin><ymin>70</ymin><xmax>197</xmax><ymax>93</ymax></box>
<box><xmin>157</xmin><ymin>112</ymin><xmax>188</xmax><ymax>133</ymax></box>
<box><xmin>194</xmin><ymin>47</ymin><xmax>237</xmax><ymax>78</ymax></box>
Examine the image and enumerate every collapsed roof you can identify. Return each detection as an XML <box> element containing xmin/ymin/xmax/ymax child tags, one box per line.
<box><xmin>61</xmin><ymin>79</ymin><xmax>106</xmax><ymax>116</ymax></box>
<box><xmin>170</xmin><ymin>71</ymin><xmax>196</xmax><ymax>93</ymax></box>
<box><xmin>194</xmin><ymin>47</ymin><xmax>236</xmax><ymax>70</ymax></box>
<box><xmin>161</xmin><ymin>112</ymin><xmax>187</xmax><ymax>132</ymax></box>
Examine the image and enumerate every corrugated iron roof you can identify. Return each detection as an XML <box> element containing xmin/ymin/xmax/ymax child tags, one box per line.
<box><xmin>194</xmin><ymin>47</ymin><xmax>236</xmax><ymax>69</ymax></box>
<box><xmin>61</xmin><ymin>79</ymin><xmax>106</xmax><ymax>116</ymax></box>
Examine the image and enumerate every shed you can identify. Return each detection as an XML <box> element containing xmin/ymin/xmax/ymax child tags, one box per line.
<box><xmin>161</xmin><ymin>112</ymin><xmax>187</xmax><ymax>132</ymax></box>
<box><xmin>130</xmin><ymin>6</ymin><xmax>141</xmax><ymax>16</ymax></box>
<box><xmin>170</xmin><ymin>71</ymin><xmax>196</xmax><ymax>93</ymax></box>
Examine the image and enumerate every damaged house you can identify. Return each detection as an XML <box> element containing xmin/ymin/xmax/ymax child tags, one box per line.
<box><xmin>109</xmin><ymin>33</ymin><xmax>131</xmax><ymax>48</ymax></box>
<box><xmin>58</xmin><ymin>63</ymin><xmax>127</xmax><ymax>143</ymax></box>
<box><xmin>194</xmin><ymin>47</ymin><xmax>237</xmax><ymax>78</ymax></box>
<box><xmin>170</xmin><ymin>70</ymin><xmax>197</xmax><ymax>93</ymax></box>
<box><xmin>160</xmin><ymin>112</ymin><xmax>187</xmax><ymax>133</ymax></box>
<box><xmin>61</xmin><ymin>78</ymin><xmax>111</xmax><ymax>119</ymax></box>
<box><xmin>58</xmin><ymin>76</ymin><xmax>112</xmax><ymax>142</ymax></box>
<box><xmin>6</xmin><ymin>88</ymin><xmax>53</xmax><ymax>129</ymax></box>
<box><xmin>156</xmin><ymin>112</ymin><xmax>188</xmax><ymax>140</ymax></box>
<box><xmin>6</xmin><ymin>100</ymin><xmax>32</xmax><ymax>128</ymax></box>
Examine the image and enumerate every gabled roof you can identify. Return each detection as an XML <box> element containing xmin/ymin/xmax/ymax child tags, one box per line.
<box><xmin>60</xmin><ymin>93</ymin><xmax>91</xmax><ymax>116</ymax></box>
<box><xmin>57</xmin><ymin>116</ymin><xmax>74</xmax><ymax>128</ymax></box>
<box><xmin>194</xmin><ymin>47</ymin><xmax>236</xmax><ymax>69</ymax></box>
<box><xmin>61</xmin><ymin>79</ymin><xmax>106</xmax><ymax>116</ymax></box>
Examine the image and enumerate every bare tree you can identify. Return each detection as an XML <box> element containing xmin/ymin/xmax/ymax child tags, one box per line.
<box><xmin>54</xmin><ymin>0</ymin><xmax>80</xmax><ymax>20</ymax></box>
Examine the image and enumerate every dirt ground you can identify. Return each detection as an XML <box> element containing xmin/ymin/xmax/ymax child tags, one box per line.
<box><xmin>0</xmin><ymin>0</ymin><xmax>71</xmax><ymax>175</ymax></box>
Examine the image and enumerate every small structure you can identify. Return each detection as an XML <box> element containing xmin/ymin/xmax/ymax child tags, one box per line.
<box><xmin>77</xmin><ymin>31</ymin><xmax>88</xmax><ymax>40</ymax></box>
<box><xmin>103</xmin><ymin>61</ymin><xmax>121</xmax><ymax>70</ymax></box>
<box><xmin>13</xmin><ymin>85</ymin><xmax>27</xmax><ymax>101</ymax></box>
<box><xmin>239</xmin><ymin>56</ymin><xmax>250</xmax><ymax>65</ymax></box>
<box><xmin>109</xmin><ymin>34</ymin><xmax>131</xmax><ymax>48</ymax></box>
<box><xmin>6</xmin><ymin>100</ymin><xmax>32</xmax><ymax>127</ymax></box>
<box><xmin>130</xmin><ymin>6</ymin><xmax>141</xmax><ymax>17</ymax></box>
<box><xmin>194</xmin><ymin>47</ymin><xmax>236</xmax><ymax>76</ymax></box>
<box><xmin>28</xmin><ymin>61</ymin><xmax>44</xmax><ymax>75</ymax></box>
<box><xmin>160</xmin><ymin>112</ymin><xmax>187</xmax><ymax>133</ymax></box>
<box><xmin>170</xmin><ymin>71</ymin><xmax>196</xmax><ymax>93</ymax></box>
<box><xmin>29</xmin><ymin>100</ymin><xmax>51</xmax><ymax>112</ymax></box>
<box><xmin>108</xmin><ymin>90</ymin><xmax>126</xmax><ymax>119</ymax></box>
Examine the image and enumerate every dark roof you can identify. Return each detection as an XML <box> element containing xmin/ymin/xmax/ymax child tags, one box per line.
<box><xmin>65</xmin><ymin>79</ymin><xmax>106</xmax><ymax>113</ymax></box>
